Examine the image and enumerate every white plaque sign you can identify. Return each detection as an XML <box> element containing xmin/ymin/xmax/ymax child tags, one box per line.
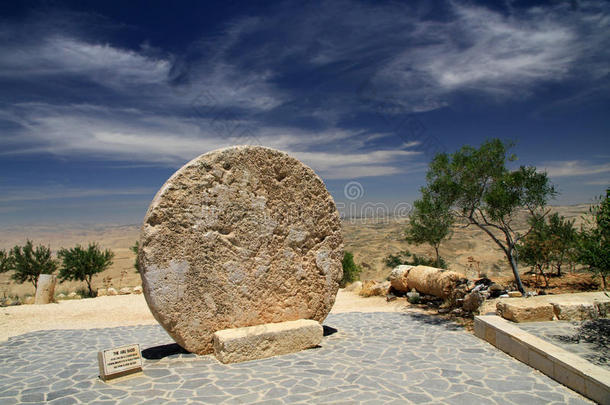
<box><xmin>97</xmin><ymin>344</ymin><xmax>142</xmax><ymax>381</ymax></box>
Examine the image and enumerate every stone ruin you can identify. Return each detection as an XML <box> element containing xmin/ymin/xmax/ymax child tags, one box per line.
<box><xmin>139</xmin><ymin>146</ymin><xmax>344</xmax><ymax>355</ymax></box>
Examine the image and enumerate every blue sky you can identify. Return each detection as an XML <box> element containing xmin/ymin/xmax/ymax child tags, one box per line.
<box><xmin>1</xmin><ymin>0</ymin><xmax>609</xmax><ymax>225</ymax></box>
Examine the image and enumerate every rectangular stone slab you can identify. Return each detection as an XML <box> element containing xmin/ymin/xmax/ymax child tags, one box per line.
<box><xmin>213</xmin><ymin>319</ymin><xmax>323</xmax><ymax>364</ymax></box>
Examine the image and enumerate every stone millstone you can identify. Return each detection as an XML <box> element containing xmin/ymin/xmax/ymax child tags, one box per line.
<box><xmin>139</xmin><ymin>146</ymin><xmax>343</xmax><ymax>354</ymax></box>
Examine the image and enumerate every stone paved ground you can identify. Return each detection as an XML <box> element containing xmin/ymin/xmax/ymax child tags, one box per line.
<box><xmin>0</xmin><ymin>312</ymin><xmax>593</xmax><ymax>404</ymax></box>
<box><xmin>519</xmin><ymin>320</ymin><xmax>610</xmax><ymax>370</ymax></box>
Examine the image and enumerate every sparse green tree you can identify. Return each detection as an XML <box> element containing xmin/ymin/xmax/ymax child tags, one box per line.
<box><xmin>546</xmin><ymin>213</ymin><xmax>577</xmax><ymax>276</ymax></box>
<box><xmin>576</xmin><ymin>189</ymin><xmax>610</xmax><ymax>291</ymax></box>
<box><xmin>9</xmin><ymin>240</ymin><xmax>57</xmax><ymax>288</ymax></box>
<box><xmin>405</xmin><ymin>189</ymin><xmax>453</xmax><ymax>268</ymax></box>
<box><xmin>58</xmin><ymin>243</ymin><xmax>114</xmax><ymax>297</ymax></box>
<box><xmin>423</xmin><ymin>139</ymin><xmax>556</xmax><ymax>294</ymax></box>
<box><xmin>384</xmin><ymin>250</ymin><xmax>447</xmax><ymax>269</ymax></box>
<box><xmin>517</xmin><ymin>215</ymin><xmax>554</xmax><ymax>287</ymax></box>
<box><xmin>0</xmin><ymin>249</ymin><xmax>12</xmax><ymax>274</ymax></box>
<box><xmin>131</xmin><ymin>241</ymin><xmax>140</xmax><ymax>273</ymax></box>
<box><xmin>517</xmin><ymin>213</ymin><xmax>577</xmax><ymax>286</ymax></box>
<box><xmin>341</xmin><ymin>251</ymin><xmax>361</xmax><ymax>287</ymax></box>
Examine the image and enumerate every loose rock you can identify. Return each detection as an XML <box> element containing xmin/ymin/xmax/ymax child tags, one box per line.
<box><xmin>389</xmin><ymin>265</ymin><xmax>412</xmax><ymax>292</ymax></box>
<box><xmin>463</xmin><ymin>291</ymin><xmax>485</xmax><ymax>313</ymax></box>
<box><xmin>359</xmin><ymin>280</ymin><xmax>389</xmax><ymax>297</ymax></box>
<box><xmin>344</xmin><ymin>281</ymin><xmax>362</xmax><ymax>294</ymax></box>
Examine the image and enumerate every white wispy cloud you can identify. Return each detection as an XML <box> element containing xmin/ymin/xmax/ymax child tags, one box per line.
<box><xmin>541</xmin><ymin>160</ymin><xmax>610</xmax><ymax>177</ymax></box>
<box><xmin>0</xmin><ymin>0</ymin><xmax>608</xmax><ymax>183</ymax></box>
<box><xmin>0</xmin><ymin>186</ymin><xmax>156</xmax><ymax>203</ymax></box>
<box><xmin>0</xmin><ymin>36</ymin><xmax>171</xmax><ymax>87</ymax></box>
<box><xmin>0</xmin><ymin>103</ymin><xmax>421</xmax><ymax>178</ymax></box>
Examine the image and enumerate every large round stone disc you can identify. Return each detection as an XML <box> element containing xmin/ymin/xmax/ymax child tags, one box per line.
<box><xmin>139</xmin><ymin>146</ymin><xmax>343</xmax><ymax>354</ymax></box>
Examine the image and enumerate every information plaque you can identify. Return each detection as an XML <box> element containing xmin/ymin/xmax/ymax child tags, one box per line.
<box><xmin>97</xmin><ymin>343</ymin><xmax>143</xmax><ymax>381</ymax></box>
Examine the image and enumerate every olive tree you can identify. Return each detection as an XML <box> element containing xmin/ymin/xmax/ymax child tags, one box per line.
<box><xmin>341</xmin><ymin>251</ymin><xmax>361</xmax><ymax>287</ymax></box>
<box><xmin>9</xmin><ymin>240</ymin><xmax>58</xmax><ymax>289</ymax></box>
<box><xmin>405</xmin><ymin>189</ymin><xmax>453</xmax><ymax>268</ymax></box>
<box><xmin>58</xmin><ymin>243</ymin><xmax>114</xmax><ymax>297</ymax></box>
<box><xmin>517</xmin><ymin>212</ymin><xmax>577</xmax><ymax>286</ymax></box>
<box><xmin>0</xmin><ymin>249</ymin><xmax>12</xmax><ymax>274</ymax></box>
<box><xmin>424</xmin><ymin>139</ymin><xmax>556</xmax><ymax>293</ymax></box>
<box><xmin>131</xmin><ymin>241</ymin><xmax>140</xmax><ymax>273</ymax></box>
<box><xmin>576</xmin><ymin>189</ymin><xmax>610</xmax><ymax>291</ymax></box>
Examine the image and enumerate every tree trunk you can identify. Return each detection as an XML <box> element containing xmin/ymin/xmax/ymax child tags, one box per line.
<box><xmin>86</xmin><ymin>277</ymin><xmax>93</xmax><ymax>298</ymax></box>
<box><xmin>434</xmin><ymin>246</ymin><xmax>440</xmax><ymax>268</ymax></box>
<box><xmin>538</xmin><ymin>265</ymin><xmax>549</xmax><ymax>288</ymax></box>
<box><xmin>507</xmin><ymin>250</ymin><xmax>526</xmax><ymax>294</ymax></box>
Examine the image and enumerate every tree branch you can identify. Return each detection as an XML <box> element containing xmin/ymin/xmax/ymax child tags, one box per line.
<box><xmin>469</xmin><ymin>217</ymin><xmax>509</xmax><ymax>256</ymax></box>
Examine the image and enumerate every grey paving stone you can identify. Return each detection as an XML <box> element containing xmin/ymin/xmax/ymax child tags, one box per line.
<box><xmin>0</xmin><ymin>312</ymin><xmax>594</xmax><ymax>404</ymax></box>
<box><xmin>20</xmin><ymin>392</ymin><xmax>45</xmax><ymax>402</ymax></box>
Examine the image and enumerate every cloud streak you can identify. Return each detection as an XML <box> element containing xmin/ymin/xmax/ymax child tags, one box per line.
<box><xmin>541</xmin><ymin>160</ymin><xmax>610</xmax><ymax>177</ymax></box>
<box><xmin>0</xmin><ymin>0</ymin><xmax>608</xmax><ymax>184</ymax></box>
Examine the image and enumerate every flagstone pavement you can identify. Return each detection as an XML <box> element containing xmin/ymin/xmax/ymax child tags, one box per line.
<box><xmin>0</xmin><ymin>312</ymin><xmax>593</xmax><ymax>404</ymax></box>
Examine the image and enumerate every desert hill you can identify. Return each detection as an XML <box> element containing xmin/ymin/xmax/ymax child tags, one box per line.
<box><xmin>0</xmin><ymin>204</ymin><xmax>592</xmax><ymax>298</ymax></box>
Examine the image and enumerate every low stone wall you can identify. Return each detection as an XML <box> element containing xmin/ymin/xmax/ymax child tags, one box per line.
<box><xmin>475</xmin><ymin>315</ymin><xmax>610</xmax><ymax>404</ymax></box>
<box><xmin>496</xmin><ymin>292</ymin><xmax>610</xmax><ymax>323</ymax></box>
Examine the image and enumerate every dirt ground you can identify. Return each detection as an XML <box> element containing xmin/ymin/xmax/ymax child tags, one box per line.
<box><xmin>0</xmin><ymin>290</ymin><xmax>420</xmax><ymax>342</ymax></box>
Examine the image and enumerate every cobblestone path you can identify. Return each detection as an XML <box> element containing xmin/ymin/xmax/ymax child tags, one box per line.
<box><xmin>0</xmin><ymin>312</ymin><xmax>593</xmax><ymax>404</ymax></box>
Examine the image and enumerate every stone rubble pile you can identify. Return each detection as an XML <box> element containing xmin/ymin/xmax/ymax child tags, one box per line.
<box><xmin>96</xmin><ymin>286</ymin><xmax>142</xmax><ymax>297</ymax></box>
<box><xmin>355</xmin><ymin>265</ymin><xmax>517</xmax><ymax>316</ymax></box>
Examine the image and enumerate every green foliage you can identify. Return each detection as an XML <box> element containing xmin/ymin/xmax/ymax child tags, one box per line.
<box><xmin>341</xmin><ymin>251</ymin><xmax>361</xmax><ymax>287</ymax></box>
<box><xmin>576</xmin><ymin>189</ymin><xmax>610</xmax><ymax>291</ymax></box>
<box><xmin>423</xmin><ymin>139</ymin><xmax>556</xmax><ymax>293</ymax></box>
<box><xmin>384</xmin><ymin>250</ymin><xmax>447</xmax><ymax>269</ymax></box>
<box><xmin>131</xmin><ymin>241</ymin><xmax>140</xmax><ymax>273</ymax></box>
<box><xmin>9</xmin><ymin>240</ymin><xmax>57</xmax><ymax>288</ymax></box>
<box><xmin>0</xmin><ymin>249</ymin><xmax>12</xmax><ymax>273</ymax></box>
<box><xmin>517</xmin><ymin>213</ymin><xmax>576</xmax><ymax>286</ymax></box>
<box><xmin>405</xmin><ymin>188</ymin><xmax>453</xmax><ymax>267</ymax></box>
<box><xmin>407</xmin><ymin>293</ymin><xmax>420</xmax><ymax>304</ymax></box>
<box><xmin>58</xmin><ymin>243</ymin><xmax>114</xmax><ymax>297</ymax></box>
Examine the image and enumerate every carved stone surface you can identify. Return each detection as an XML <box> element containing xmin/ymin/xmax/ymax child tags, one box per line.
<box><xmin>213</xmin><ymin>319</ymin><xmax>323</xmax><ymax>363</ymax></box>
<box><xmin>139</xmin><ymin>146</ymin><xmax>343</xmax><ymax>354</ymax></box>
<box><xmin>34</xmin><ymin>274</ymin><xmax>56</xmax><ymax>305</ymax></box>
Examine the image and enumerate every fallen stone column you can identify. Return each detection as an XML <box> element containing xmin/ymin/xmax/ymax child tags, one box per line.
<box><xmin>405</xmin><ymin>265</ymin><xmax>468</xmax><ymax>300</ymax></box>
<box><xmin>389</xmin><ymin>265</ymin><xmax>413</xmax><ymax>292</ymax></box>
<box><xmin>213</xmin><ymin>319</ymin><xmax>323</xmax><ymax>364</ymax></box>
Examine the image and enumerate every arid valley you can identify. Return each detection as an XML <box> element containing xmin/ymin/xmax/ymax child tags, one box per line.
<box><xmin>0</xmin><ymin>204</ymin><xmax>597</xmax><ymax>299</ymax></box>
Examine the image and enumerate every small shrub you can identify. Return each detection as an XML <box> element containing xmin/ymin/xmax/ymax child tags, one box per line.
<box><xmin>58</xmin><ymin>243</ymin><xmax>114</xmax><ymax>297</ymax></box>
<box><xmin>76</xmin><ymin>287</ymin><xmax>94</xmax><ymax>298</ymax></box>
<box><xmin>341</xmin><ymin>251</ymin><xmax>361</xmax><ymax>287</ymax></box>
<box><xmin>8</xmin><ymin>240</ymin><xmax>57</xmax><ymax>288</ymax></box>
<box><xmin>407</xmin><ymin>294</ymin><xmax>420</xmax><ymax>304</ymax></box>
<box><xmin>384</xmin><ymin>250</ymin><xmax>447</xmax><ymax>269</ymax></box>
<box><xmin>131</xmin><ymin>241</ymin><xmax>140</xmax><ymax>273</ymax></box>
